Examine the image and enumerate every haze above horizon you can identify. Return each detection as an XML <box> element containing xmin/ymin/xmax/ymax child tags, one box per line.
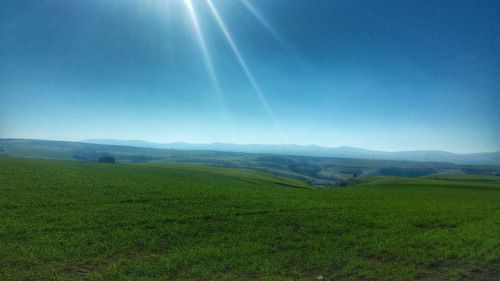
<box><xmin>80</xmin><ymin>138</ymin><xmax>500</xmax><ymax>154</ymax></box>
<box><xmin>1</xmin><ymin>0</ymin><xmax>499</xmax><ymax>154</ymax></box>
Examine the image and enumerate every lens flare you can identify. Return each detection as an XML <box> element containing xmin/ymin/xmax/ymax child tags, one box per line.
<box><xmin>240</xmin><ymin>0</ymin><xmax>289</xmax><ymax>50</ymax></box>
<box><xmin>206</xmin><ymin>0</ymin><xmax>287</xmax><ymax>141</ymax></box>
<box><xmin>184</xmin><ymin>0</ymin><xmax>220</xmax><ymax>94</ymax></box>
<box><xmin>183</xmin><ymin>0</ymin><xmax>232</xmax><ymax>129</ymax></box>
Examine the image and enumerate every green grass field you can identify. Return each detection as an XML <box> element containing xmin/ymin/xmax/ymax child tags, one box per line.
<box><xmin>1</xmin><ymin>157</ymin><xmax>500</xmax><ymax>280</ymax></box>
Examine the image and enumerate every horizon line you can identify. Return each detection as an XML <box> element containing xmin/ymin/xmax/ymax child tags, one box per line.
<box><xmin>1</xmin><ymin>137</ymin><xmax>498</xmax><ymax>155</ymax></box>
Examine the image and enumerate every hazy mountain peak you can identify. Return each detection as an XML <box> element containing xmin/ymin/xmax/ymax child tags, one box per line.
<box><xmin>81</xmin><ymin>139</ymin><xmax>500</xmax><ymax>165</ymax></box>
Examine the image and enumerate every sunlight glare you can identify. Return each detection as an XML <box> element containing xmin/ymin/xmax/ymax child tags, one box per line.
<box><xmin>206</xmin><ymin>0</ymin><xmax>287</xmax><ymax>142</ymax></box>
<box><xmin>183</xmin><ymin>0</ymin><xmax>233</xmax><ymax>130</ymax></box>
<box><xmin>240</xmin><ymin>0</ymin><xmax>289</xmax><ymax>50</ymax></box>
<box><xmin>183</xmin><ymin>0</ymin><xmax>221</xmax><ymax>94</ymax></box>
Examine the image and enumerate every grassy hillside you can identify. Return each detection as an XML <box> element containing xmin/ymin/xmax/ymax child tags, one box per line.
<box><xmin>1</xmin><ymin>157</ymin><xmax>500</xmax><ymax>280</ymax></box>
<box><xmin>2</xmin><ymin>138</ymin><xmax>500</xmax><ymax>187</ymax></box>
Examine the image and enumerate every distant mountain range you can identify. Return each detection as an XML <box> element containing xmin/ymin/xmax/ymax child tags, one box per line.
<box><xmin>83</xmin><ymin>139</ymin><xmax>500</xmax><ymax>165</ymax></box>
<box><xmin>2</xmin><ymin>138</ymin><xmax>499</xmax><ymax>185</ymax></box>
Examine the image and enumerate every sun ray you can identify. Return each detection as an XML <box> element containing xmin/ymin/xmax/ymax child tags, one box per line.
<box><xmin>183</xmin><ymin>0</ymin><xmax>232</xmax><ymax>129</ymax></box>
<box><xmin>240</xmin><ymin>0</ymin><xmax>290</xmax><ymax>50</ymax></box>
<box><xmin>184</xmin><ymin>0</ymin><xmax>221</xmax><ymax>95</ymax></box>
<box><xmin>206</xmin><ymin>0</ymin><xmax>287</xmax><ymax>142</ymax></box>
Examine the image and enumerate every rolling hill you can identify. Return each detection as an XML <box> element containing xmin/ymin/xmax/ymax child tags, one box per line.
<box><xmin>83</xmin><ymin>139</ymin><xmax>500</xmax><ymax>165</ymax></box>
<box><xmin>1</xmin><ymin>157</ymin><xmax>499</xmax><ymax>280</ymax></box>
<box><xmin>2</xmin><ymin>138</ymin><xmax>500</xmax><ymax>187</ymax></box>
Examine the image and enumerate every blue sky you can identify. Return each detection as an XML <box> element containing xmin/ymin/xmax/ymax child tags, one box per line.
<box><xmin>1</xmin><ymin>0</ymin><xmax>499</xmax><ymax>153</ymax></box>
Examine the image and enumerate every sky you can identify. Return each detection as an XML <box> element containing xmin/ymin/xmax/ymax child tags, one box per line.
<box><xmin>1</xmin><ymin>0</ymin><xmax>499</xmax><ymax>153</ymax></box>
